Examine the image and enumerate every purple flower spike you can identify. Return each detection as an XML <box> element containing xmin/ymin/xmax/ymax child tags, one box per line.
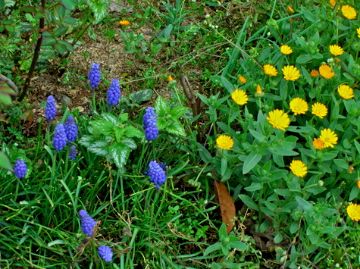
<box><xmin>64</xmin><ymin>115</ymin><xmax>78</xmax><ymax>142</ymax></box>
<box><xmin>45</xmin><ymin>95</ymin><xmax>57</xmax><ymax>121</ymax></box>
<box><xmin>79</xmin><ymin>210</ymin><xmax>97</xmax><ymax>237</ymax></box>
<box><xmin>148</xmin><ymin>160</ymin><xmax>166</xmax><ymax>189</ymax></box>
<box><xmin>106</xmin><ymin>79</ymin><xmax>121</xmax><ymax>106</ymax></box>
<box><xmin>98</xmin><ymin>245</ymin><xmax>113</xmax><ymax>263</ymax></box>
<box><xmin>69</xmin><ymin>145</ymin><xmax>77</xmax><ymax>160</ymax></box>
<box><xmin>53</xmin><ymin>123</ymin><xmax>67</xmax><ymax>151</ymax></box>
<box><xmin>143</xmin><ymin>107</ymin><xmax>159</xmax><ymax>141</ymax></box>
<box><xmin>13</xmin><ymin>159</ymin><xmax>27</xmax><ymax>179</ymax></box>
<box><xmin>88</xmin><ymin>63</ymin><xmax>101</xmax><ymax>90</ymax></box>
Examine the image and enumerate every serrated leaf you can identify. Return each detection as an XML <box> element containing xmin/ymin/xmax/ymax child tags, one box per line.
<box><xmin>124</xmin><ymin>126</ymin><xmax>143</xmax><ymax>139</ymax></box>
<box><xmin>129</xmin><ymin>89</ymin><xmax>153</xmax><ymax>104</ymax></box>
<box><xmin>164</xmin><ymin>121</ymin><xmax>186</xmax><ymax>136</ymax></box>
<box><xmin>155</xmin><ymin>96</ymin><xmax>169</xmax><ymax>115</ymax></box>
<box><xmin>86</xmin><ymin>141</ymin><xmax>109</xmax><ymax>156</ymax></box>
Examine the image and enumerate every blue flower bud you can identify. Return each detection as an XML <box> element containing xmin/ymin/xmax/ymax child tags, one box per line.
<box><xmin>64</xmin><ymin>115</ymin><xmax>78</xmax><ymax>142</ymax></box>
<box><xmin>53</xmin><ymin>123</ymin><xmax>67</xmax><ymax>151</ymax></box>
<box><xmin>13</xmin><ymin>159</ymin><xmax>27</xmax><ymax>179</ymax></box>
<box><xmin>79</xmin><ymin>209</ymin><xmax>97</xmax><ymax>237</ymax></box>
<box><xmin>88</xmin><ymin>63</ymin><xmax>101</xmax><ymax>90</ymax></box>
<box><xmin>69</xmin><ymin>145</ymin><xmax>77</xmax><ymax>160</ymax></box>
<box><xmin>106</xmin><ymin>79</ymin><xmax>121</xmax><ymax>106</ymax></box>
<box><xmin>148</xmin><ymin>160</ymin><xmax>166</xmax><ymax>189</ymax></box>
<box><xmin>98</xmin><ymin>245</ymin><xmax>113</xmax><ymax>263</ymax></box>
<box><xmin>143</xmin><ymin>107</ymin><xmax>159</xmax><ymax>141</ymax></box>
<box><xmin>45</xmin><ymin>95</ymin><xmax>57</xmax><ymax>121</ymax></box>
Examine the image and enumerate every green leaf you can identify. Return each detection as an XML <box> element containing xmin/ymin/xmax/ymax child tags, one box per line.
<box><xmin>333</xmin><ymin>159</ymin><xmax>348</xmax><ymax>170</ymax></box>
<box><xmin>244</xmin><ymin>183</ymin><xmax>262</xmax><ymax>192</ymax></box>
<box><xmin>0</xmin><ymin>93</ymin><xmax>12</xmax><ymax>105</ymax></box>
<box><xmin>296</xmin><ymin>54</ymin><xmax>313</xmax><ymax>64</ymax></box>
<box><xmin>242</xmin><ymin>152</ymin><xmax>262</xmax><ymax>174</ymax></box>
<box><xmin>164</xmin><ymin>121</ymin><xmax>186</xmax><ymax>137</ymax></box>
<box><xmin>61</xmin><ymin>0</ymin><xmax>76</xmax><ymax>10</ymax></box>
<box><xmin>220</xmin><ymin>157</ymin><xmax>227</xmax><ymax>178</ymax></box>
<box><xmin>124</xmin><ymin>126</ymin><xmax>143</xmax><ymax>139</ymax></box>
<box><xmin>228</xmin><ymin>241</ymin><xmax>248</xmax><ymax>251</ymax></box>
<box><xmin>170</xmin><ymin>106</ymin><xmax>188</xmax><ymax>119</ymax></box>
<box><xmin>221</xmin><ymin>76</ymin><xmax>234</xmax><ymax>93</ymax></box>
<box><xmin>155</xmin><ymin>96</ymin><xmax>169</xmax><ymax>115</ymax></box>
<box><xmin>110</xmin><ymin>146</ymin><xmax>129</xmax><ymax>168</ymax></box>
<box><xmin>87</xmin><ymin>0</ymin><xmax>109</xmax><ymax>24</ymax></box>
<box><xmin>204</xmin><ymin>242</ymin><xmax>222</xmax><ymax>256</ymax></box>
<box><xmin>129</xmin><ymin>89</ymin><xmax>153</xmax><ymax>104</ymax></box>
<box><xmin>197</xmin><ymin>143</ymin><xmax>212</xmax><ymax>163</ymax></box>
<box><xmin>354</xmin><ymin>140</ymin><xmax>360</xmax><ymax>154</ymax></box>
<box><xmin>295</xmin><ymin>196</ymin><xmax>313</xmax><ymax>211</ymax></box>
<box><xmin>0</xmin><ymin>152</ymin><xmax>12</xmax><ymax>170</ymax></box>
<box><xmin>349</xmin><ymin>187</ymin><xmax>359</xmax><ymax>201</ymax></box>
<box><xmin>238</xmin><ymin>194</ymin><xmax>258</xmax><ymax>210</ymax></box>
<box><xmin>274</xmin><ymin>233</ymin><xmax>283</xmax><ymax>244</ymax></box>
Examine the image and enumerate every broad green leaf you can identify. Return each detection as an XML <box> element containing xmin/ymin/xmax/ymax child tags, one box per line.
<box><xmin>0</xmin><ymin>152</ymin><xmax>12</xmax><ymax>170</ymax></box>
<box><xmin>61</xmin><ymin>0</ymin><xmax>76</xmax><ymax>10</ymax></box>
<box><xmin>165</xmin><ymin>121</ymin><xmax>186</xmax><ymax>137</ymax></box>
<box><xmin>197</xmin><ymin>143</ymin><xmax>212</xmax><ymax>163</ymax></box>
<box><xmin>228</xmin><ymin>241</ymin><xmax>248</xmax><ymax>251</ymax></box>
<box><xmin>204</xmin><ymin>242</ymin><xmax>222</xmax><ymax>256</ymax></box>
<box><xmin>220</xmin><ymin>76</ymin><xmax>233</xmax><ymax>93</ymax></box>
<box><xmin>124</xmin><ymin>126</ymin><xmax>143</xmax><ymax>139</ymax></box>
<box><xmin>295</xmin><ymin>196</ymin><xmax>313</xmax><ymax>211</ymax></box>
<box><xmin>238</xmin><ymin>194</ymin><xmax>258</xmax><ymax>210</ymax></box>
<box><xmin>243</xmin><ymin>152</ymin><xmax>262</xmax><ymax>174</ymax></box>
<box><xmin>244</xmin><ymin>183</ymin><xmax>262</xmax><ymax>192</ymax></box>
<box><xmin>87</xmin><ymin>0</ymin><xmax>109</xmax><ymax>24</ymax></box>
<box><xmin>220</xmin><ymin>157</ymin><xmax>227</xmax><ymax>178</ymax></box>
<box><xmin>0</xmin><ymin>93</ymin><xmax>12</xmax><ymax>105</ymax></box>
<box><xmin>129</xmin><ymin>89</ymin><xmax>153</xmax><ymax>104</ymax></box>
<box><xmin>155</xmin><ymin>96</ymin><xmax>169</xmax><ymax>115</ymax></box>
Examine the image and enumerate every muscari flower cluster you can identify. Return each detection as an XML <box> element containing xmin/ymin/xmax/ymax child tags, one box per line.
<box><xmin>147</xmin><ymin>160</ymin><xmax>166</xmax><ymax>189</ymax></box>
<box><xmin>13</xmin><ymin>159</ymin><xmax>27</xmax><ymax>179</ymax></box>
<box><xmin>45</xmin><ymin>95</ymin><xmax>57</xmax><ymax>121</ymax></box>
<box><xmin>88</xmin><ymin>63</ymin><xmax>101</xmax><ymax>90</ymax></box>
<box><xmin>143</xmin><ymin>107</ymin><xmax>159</xmax><ymax>141</ymax></box>
<box><xmin>106</xmin><ymin>79</ymin><xmax>121</xmax><ymax>106</ymax></box>
<box><xmin>79</xmin><ymin>210</ymin><xmax>113</xmax><ymax>262</ymax></box>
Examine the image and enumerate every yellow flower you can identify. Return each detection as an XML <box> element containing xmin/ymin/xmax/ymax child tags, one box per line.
<box><xmin>290</xmin><ymin>160</ymin><xmax>308</xmax><ymax>177</ymax></box>
<box><xmin>337</xmin><ymin>84</ymin><xmax>354</xmax><ymax>99</ymax></box>
<box><xmin>255</xmin><ymin>84</ymin><xmax>263</xmax><ymax>96</ymax></box>
<box><xmin>311</xmin><ymin>102</ymin><xmax>328</xmax><ymax>118</ymax></box>
<box><xmin>263</xmin><ymin>64</ymin><xmax>278</xmax><ymax>77</ymax></box>
<box><xmin>282</xmin><ymin>65</ymin><xmax>301</xmax><ymax>81</ymax></box>
<box><xmin>167</xmin><ymin>75</ymin><xmax>174</xmax><ymax>82</ymax></box>
<box><xmin>319</xmin><ymin>128</ymin><xmax>338</xmax><ymax>148</ymax></box>
<box><xmin>267</xmin><ymin>109</ymin><xmax>290</xmax><ymax>131</ymax></box>
<box><xmin>357</xmin><ymin>180</ymin><xmax>360</xmax><ymax>189</ymax></box>
<box><xmin>289</xmin><ymin>97</ymin><xmax>308</xmax><ymax>115</ymax></box>
<box><xmin>216</xmin><ymin>135</ymin><xmax>234</xmax><ymax>150</ymax></box>
<box><xmin>231</xmin><ymin>89</ymin><xmax>248</xmax><ymax>105</ymax></box>
<box><xmin>329</xmin><ymin>45</ymin><xmax>344</xmax><ymax>56</ymax></box>
<box><xmin>313</xmin><ymin>138</ymin><xmax>325</xmax><ymax>150</ymax></box>
<box><xmin>287</xmin><ymin>6</ymin><xmax>294</xmax><ymax>14</ymax></box>
<box><xmin>319</xmin><ymin>64</ymin><xmax>335</xmax><ymax>79</ymax></box>
<box><xmin>238</xmin><ymin>75</ymin><xmax>247</xmax><ymax>84</ymax></box>
<box><xmin>329</xmin><ymin>0</ymin><xmax>336</xmax><ymax>8</ymax></box>
<box><xmin>346</xmin><ymin>203</ymin><xmax>360</xmax><ymax>221</ymax></box>
<box><xmin>310</xmin><ymin>69</ymin><xmax>319</xmax><ymax>77</ymax></box>
<box><xmin>119</xmin><ymin>20</ymin><xmax>131</xmax><ymax>26</ymax></box>
<box><xmin>280</xmin><ymin>45</ymin><xmax>293</xmax><ymax>55</ymax></box>
<box><xmin>341</xmin><ymin>5</ymin><xmax>357</xmax><ymax>20</ymax></box>
<box><xmin>357</xmin><ymin>28</ymin><xmax>360</xmax><ymax>38</ymax></box>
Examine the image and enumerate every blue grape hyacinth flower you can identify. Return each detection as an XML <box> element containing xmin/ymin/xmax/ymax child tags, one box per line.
<box><xmin>69</xmin><ymin>145</ymin><xmax>77</xmax><ymax>160</ymax></box>
<box><xmin>88</xmin><ymin>63</ymin><xmax>101</xmax><ymax>90</ymax></box>
<box><xmin>13</xmin><ymin>159</ymin><xmax>27</xmax><ymax>179</ymax></box>
<box><xmin>53</xmin><ymin>123</ymin><xmax>67</xmax><ymax>151</ymax></box>
<box><xmin>143</xmin><ymin>107</ymin><xmax>159</xmax><ymax>141</ymax></box>
<box><xmin>79</xmin><ymin>210</ymin><xmax>97</xmax><ymax>237</ymax></box>
<box><xmin>148</xmin><ymin>160</ymin><xmax>166</xmax><ymax>189</ymax></box>
<box><xmin>64</xmin><ymin>115</ymin><xmax>78</xmax><ymax>142</ymax></box>
<box><xmin>106</xmin><ymin>79</ymin><xmax>121</xmax><ymax>106</ymax></box>
<box><xmin>98</xmin><ymin>245</ymin><xmax>113</xmax><ymax>263</ymax></box>
<box><xmin>45</xmin><ymin>95</ymin><xmax>57</xmax><ymax>121</ymax></box>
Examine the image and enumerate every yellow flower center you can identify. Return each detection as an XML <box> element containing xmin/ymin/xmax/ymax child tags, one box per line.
<box><xmin>231</xmin><ymin>89</ymin><xmax>248</xmax><ymax>105</ymax></box>
<box><xmin>282</xmin><ymin>65</ymin><xmax>301</xmax><ymax>81</ymax></box>
<box><xmin>216</xmin><ymin>135</ymin><xmax>234</xmax><ymax>150</ymax></box>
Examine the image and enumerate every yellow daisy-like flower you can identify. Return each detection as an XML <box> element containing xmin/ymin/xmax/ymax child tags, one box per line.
<box><xmin>356</xmin><ymin>180</ymin><xmax>360</xmax><ymax>189</ymax></box>
<box><xmin>357</xmin><ymin>28</ymin><xmax>360</xmax><ymax>38</ymax></box>
<box><xmin>216</xmin><ymin>135</ymin><xmax>234</xmax><ymax>150</ymax></box>
<box><xmin>167</xmin><ymin>75</ymin><xmax>174</xmax><ymax>82</ymax></box>
<box><xmin>337</xmin><ymin>84</ymin><xmax>354</xmax><ymax>99</ymax></box>
<box><xmin>329</xmin><ymin>45</ymin><xmax>344</xmax><ymax>56</ymax></box>
<box><xmin>255</xmin><ymin>84</ymin><xmax>263</xmax><ymax>96</ymax></box>
<box><xmin>238</xmin><ymin>75</ymin><xmax>247</xmax><ymax>84</ymax></box>
<box><xmin>263</xmin><ymin>64</ymin><xmax>278</xmax><ymax>77</ymax></box>
<box><xmin>267</xmin><ymin>109</ymin><xmax>290</xmax><ymax>131</ymax></box>
<box><xmin>319</xmin><ymin>128</ymin><xmax>338</xmax><ymax>148</ymax></box>
<box><xmin>289</xmin><ymin>160</ymin><xmax>308</xmax><ymax>178</ymax></box>
<box><xmin>319</xmin><ymin>64</ymin><xmax>335</xmax><ymax>79</ymax></box>
<box><xmin>346</xmin><ymin>203</ymin><xmax>360</xmax><ymax>221</ymax></box>
<box><xmin>119</xmin><ymin>20</ymin><xmax>131</xmax><ymax>26</ymax></box>
<box><xmin>282</xmin><ymin>65</ymin><xmax>301</xmax><ymax>81</ymax></box>
<box><xmin>231</xmin><ymin>89</ymin><xmax>248</xmax><ymax>105</ymax></box>
<box><xmin>311</xmin><ymin>102</ymin><xmax>328</xmax><ymax>118</ymax></box>
<box><xmin>341</xmin><ymin>5</ymin><xmax>357</xmax><ymax>20</ymax></box>
<box><xmin>280</xmin><ymin>45</ymin><xmax>293</xmax><ymax>55</ymax></box>
<box><xmin>289</xmin><ymin>97</ymin><xmax>308</xmax><ymax>115</ymax></box>
<box><xmin>313</xmin><ymin>138</ymin><xmax>325</xmax><ymax>150</ymax></box>
<box><xmin>310</xmin><ymin>70</ymin><xmax>319</xmax><ymax>77</ymax></box>
<box><xmin>329</xmin><ymin>0</ymin><xmax>336</xmax><ymax>8</ymax></box>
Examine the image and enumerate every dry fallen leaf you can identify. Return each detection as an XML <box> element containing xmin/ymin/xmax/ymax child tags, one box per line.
<box><xmin>214</xmin><ymin>180</ymin><xmax>236</xmax><ymax>233</ymax></box>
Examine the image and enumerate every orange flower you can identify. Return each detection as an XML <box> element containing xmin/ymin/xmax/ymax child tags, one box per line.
<box><xmin>319</xmin><ymin>64</ymin><xmax>335</xmax><ymax>79</ymax></box>
<box><xmin>119</xmin><ymin>20</ymin><xmax>131</xmax><ymax>26</ymax></box>
<box><xmin>287</xmin><ymin>6</ymin><xmax>295</xmax><ymax>13</ymax></box>
<box><xmin>313</xmin><ymin>138</ymin><xmax>325</xmax><ymax>150</ymax></box>
<box><xmin>167</xmin><ymin>75</ymin><xmax>174</xmax><ymax>82</ymax></box>
<box><xmin>310</xmin><ymin>70</ymin><xmax>319</xmax><ymax>77</ymax></box>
